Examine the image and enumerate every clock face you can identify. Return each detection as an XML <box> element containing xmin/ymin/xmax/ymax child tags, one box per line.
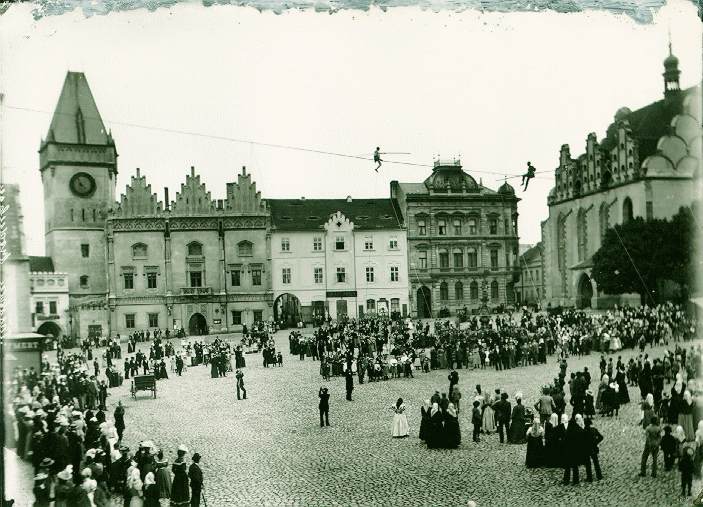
<box><xmin>69</xmin><ymin>172</ymin><xmax>96</xmax><ymax>197</ymax></box>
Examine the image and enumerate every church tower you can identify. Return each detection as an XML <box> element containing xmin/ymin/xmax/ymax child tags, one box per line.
<box><xmin>39</xmin><ymin>72</ymin><xmax>117</xmax><ymax>337</ymax></box>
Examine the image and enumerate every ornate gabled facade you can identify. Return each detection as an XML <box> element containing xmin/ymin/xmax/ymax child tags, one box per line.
<box><xmin>391</xmin><ymin>159</ymin><xmax>520</xmax><ymax>318</ymax></box>
<box><xmin>542</xmin><ymin>48</ymin><xmax>702</xmax><ymax>309</ymax></box>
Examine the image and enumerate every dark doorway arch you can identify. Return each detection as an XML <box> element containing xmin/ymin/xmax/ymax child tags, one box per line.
<box><xmin>622</xmin><ymin>197</ymin><xmax>634</xmax><ymax>224</ymax></box>
<box><xmin>576</xmin><ymin>274</ymin><xmax>594</xmax><ymax>309</ymax></box>
<box><xmin>37</xmin><ymin>321</ymin><xmax>62</xmax><ymax>338</ymax></box>
<box><xmin>188</xmin><ymin>313</ymin><xmax>208</xmax><ymax>336</ymax></box>
<box><xmin>417</xmin><ymin>286</ymin><xmax>432</xmax><ymax>318</ymax></box>
<box><xmin>274</xmin><ymin>293</ymin><xmax>302</xmax><ymax>327</ymax></box>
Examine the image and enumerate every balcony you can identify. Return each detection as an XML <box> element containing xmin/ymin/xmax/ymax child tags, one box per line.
<box><xmin>36</xmin><ymin>314</ymin><xmax>60</xmax><ymax>321</ymax></box>
<box><xmin>180</xmin><ymin>287</ymin><xmax>212</xmax><ymax>296</ymax></box>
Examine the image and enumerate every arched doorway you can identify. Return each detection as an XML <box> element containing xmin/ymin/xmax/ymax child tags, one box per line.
<box><xmin>576</xmin><ymin>274</ymin><xmax>594</xmax><ymax>309</ymax></box>
<box><xmin>188</xmin><ymin>313</ymin><xmax>208</xmax><ymax>336</ymax></box>
<box><xmin>37</xmin><ymin>321</ymin><xmax>62</xmax><ymax>350</ymax></box>
<box><xmin>417</xmin><ymin>286</ymin><xmax>432</xmax><ymax>319</ymax></box>
<box><xmin>274</xmin><ymin>293</ymin><xmax>302</xmax><ymax>327</ymax></box>
<box><xmin>622</xmin><ymin>197</ymin><xmax>633</xmax><ymax>224</ymax></box>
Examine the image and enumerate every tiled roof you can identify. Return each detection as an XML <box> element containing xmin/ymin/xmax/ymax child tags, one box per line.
<box><xmin>267</xmin><ymin>198</ymin><xmax>403</xmax><ymax>231</ymax></box>
<box><xmin>602</xmin><ymin>86</ymin><xmax>699</xmax><ymax>161</ymax></box>
<box><xmin>29</xmin><ymin>256</ymin><xmax>54</xmax><ymax>272</ymax></box>
<box><xmin>519</xmin><ymin>242</ymin><xmax>543</xmax><ymax>264</ymax></box>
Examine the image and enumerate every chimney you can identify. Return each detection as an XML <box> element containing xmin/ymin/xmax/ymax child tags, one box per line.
<box><xmin>164</xmin><ymin>188</ymin><xmax>169</xmax><ymax>210</ymax></box>
<box><xmin>242</xmin><ymin>165</ymin><xmax>247</xmax><ymax>176</ymax></box>
<box><xmin>346</xmin><ymin>195</ymin><xmax>352</xmax><ymax>202</ymax></box>
<box><xmin>190</xmin><ymin>166</ymin><xmax>195</xmax><ymax>177</ymax></box>
<box><xmin>136</xmin><ymin>167</ymin><xmax>140</xmax><ymax>178</ymax></box>
<box><xmin>300</xmin><ymin>196</ymin><xmax>306</xmax><ymax>201</ymax></box>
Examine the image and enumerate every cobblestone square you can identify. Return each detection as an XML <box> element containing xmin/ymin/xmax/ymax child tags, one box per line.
<box><xmin>10</xmin><ymin>332</ymin><xmax>699</xmax><ymax>507</ymax></box>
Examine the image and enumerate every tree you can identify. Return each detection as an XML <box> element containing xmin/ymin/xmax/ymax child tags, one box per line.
<box><xmin>591</xmin><ymin>207</ymin><xmax>694</xmax><ymax>304</ymax></box>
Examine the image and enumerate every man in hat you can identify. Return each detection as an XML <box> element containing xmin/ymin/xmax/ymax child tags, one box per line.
<box><xmin>345</xmin><ymin>368</ymin><xmax>354</xmax><ymax>402</ymax></box>
<box><xmin>493</xmin><ymin>392</ymin><xmax>511</xmax><ymax>444</ymax></box>
<box><xmin>33</xmin><ymin>472</ymin><xmax>51</xmax><ymax>507</ymax></box>
<box><xmin>189</xmin><ymin>453</ymin><xmax>203</xmax><ymax>507</ymax></box>
<box><xmin>235</xmin><ymin>369</ymin><xmax>247</xmax><ymax>400</ymax></box>
<box><xmin>319</xmin><ymin>387</ymin><xmax>330</xmax><ymax>427</ymax></box>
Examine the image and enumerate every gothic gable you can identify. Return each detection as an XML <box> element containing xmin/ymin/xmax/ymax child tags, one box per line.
<box><xmin>113</xmin><ymin>168</ymin><xmax>163</xmax><ymax>217</ymax></box>
<box><xmin>171</xmin><ymin>167</ymin><xmax>216</xmax><ymax>215</ymax></box>
<box><xmin>324</xmin><ymin>211</ymin><xmax>354</xmax><ymax>232</ymax></box>
<box><xmin>225</xmin><ymin>166</ymin><xmax>267</xmax><ymax>213</ymax></box>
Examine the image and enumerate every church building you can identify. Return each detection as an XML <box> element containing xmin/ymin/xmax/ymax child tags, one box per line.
<box><xmin>541</xmin><ymin>46</ymin><xmax>702</xmax><ymax>308</ymax></box>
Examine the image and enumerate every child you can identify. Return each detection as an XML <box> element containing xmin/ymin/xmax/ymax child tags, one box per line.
<box><xmin>661</xmin><ymin>425</ymin><xmax>677</xmax><ymax>471</ymax></box>
<box><xmin>679</xmin><ymin>445</ymin><xmax>694</xmax><ymax>496</ymax></box>
<box><xmin>277</xmin><ymin>351</ymin><xmax>283</xmax><ymax>367</ymax></box>
<box><xmin>472</xmin><ymin>400</ymin><xmax>482</xmax><ymax>442</ymax></box>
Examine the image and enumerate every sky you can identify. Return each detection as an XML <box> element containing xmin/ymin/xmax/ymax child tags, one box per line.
<box><xmin>1</xmin><ymin>0</ymin><xmax>700</xmax><ymax>256</ymax></box>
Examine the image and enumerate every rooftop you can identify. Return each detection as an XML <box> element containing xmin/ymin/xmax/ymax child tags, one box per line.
<box><xmin>267</xmin><ymin>198</ymin><xmax>403</xmax><ymax>231</ymax></box>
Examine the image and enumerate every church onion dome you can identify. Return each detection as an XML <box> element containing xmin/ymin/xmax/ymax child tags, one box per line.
<box><xmin>424</xmin><ymin>161</ymin><xmax>479</xmax><ymax>192</ymax></box>
<box><xmin>498</xmin><ymin>181</ymin><xmax>515</xmax><ymax>195</ymax></box>
<box><xmin>664</xmin><ymin>53</ymin><xmax>679</xmax><ymax>69</ymax></box>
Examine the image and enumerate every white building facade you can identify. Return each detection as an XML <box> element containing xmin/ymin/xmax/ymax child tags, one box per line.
<box><xmin>269</xmin><ymin>199</ymin><xmax>409</xmax><ymax>323</ymax></box>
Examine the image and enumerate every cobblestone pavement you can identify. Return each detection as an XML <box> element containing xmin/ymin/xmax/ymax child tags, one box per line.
<box><xmin>7</xmin><ymin>332</ymin><xmax>703</xmax><ymax>507</ymax></box>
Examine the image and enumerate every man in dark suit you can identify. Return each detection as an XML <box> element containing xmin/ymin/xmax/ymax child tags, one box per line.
<box><xmin>236</xmin><ymin>369</ymin><xmax>247</xmax><ymax>400</ymax></box>
<box><xmin>189</xmin><ymin>453</ymin><xmax>203</xmax><ymax>507</ymax></box>
<box><xmin>345</xmin><ymin>369</ymin><xmax>354</xmax><ymax>401</ymax></box>
<box><xmin>448</xmin><ymin>369</ymin><xmax>459</xmax><ymax>396</ymax></box>
<box><xmin>494</xmin><ymin>392</ymin><xmax>511</xmax><ymax>444</ymax></box>
<box><xmin>319</xmin><ymin>387</ymin><xmax>330</xmax><ymax>427</ymax></box>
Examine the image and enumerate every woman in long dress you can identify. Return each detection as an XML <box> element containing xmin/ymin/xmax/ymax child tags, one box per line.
<box><xmin>419</xmin><ymin>400</ymin><xmax>430</xmax><ymax>441</ymax></box>
<box><xmin>170</xmin><ymin>447</ymin><xmax>190</xmax><ymax>506</ymax></box>
<box><xmin>615</xmin><ymin>367</ymin><xmax>630</xmax><ymax>405</ymax></box>
<box><xmin>444</xmin><ymin>403</ymin><xmax>461</xmax><ymax>449</ymax></box>
<box><xmin>543</xmin><ymin>413</ymin><xmax>559</xmax><ymax>468</ymax></box>
<box><xmin>482</xmin><ymin>392</ymin><xmax>496</xmax><ymax>435</ymax></box>
<box><xmin>427</xmin><ymin>403</ymin><xmax>443</xmax><ymax>449</ymax></box>
<box><xmin>127</xmin><ymin>468</ymin><xmax>145</xmax><ymax>507</ymax></box>
<box><xmin>679</xmin><ymin>390</ymin><xmax>696</xmax><ymax>441</ymax></box>
<box><xmin>508</xmin><ymin>393</ymin><xmax>527</xmax><ymax>444</ymax></box>
<box><xmin>525</xmin><ymin>419</ymin><xmax>545</xmax><ymax>468</ymax></box>
<box><xmin>392</xmin><ymin>398</ymin><xmax>410</xmax><ymax>438</ymax></box>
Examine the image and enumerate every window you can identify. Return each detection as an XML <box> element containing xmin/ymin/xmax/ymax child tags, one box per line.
<box><xmin>467</xmin><ymin>249</ymin><xmax>478</xmax><ymax>268</ymax></box>
<box><xmin>147</xmin><ymin>272</ymin><xmax>157</xmax><ymax>289</ymax></box>
<box><xmin>455</xmin><ymin>282</ymin><xmax>464</xmax><ymax>300</ymax></box>
<box><xmin>470</xmin><ymin>281</ymin><xmax>479</xmax><ymax>300</ymax></box>
<box><xmin>364</xmin><ymin>239</ymin><xmax>374</xmax><ymax>250</ymax></box>
<box><xmin>81</xmin><ymin>244</ymin><xmax>90</xmax><ymax>258</ymax></box>
<box><xmin>123</xmin><ymin>273</ymin><xmax>134</xmax><ymax>290</ymax></box>
<box><xmin>391</xmin><ymin>298</ymin><xmax>400</xmax><ymax>313</ymax></box>
<box><xmin>389</xmin><ymin>239</ymin><xmax>398</xmax><ymax>250</ymax></box>
<box><xmin>132</xmin><ymin>243</ymin><xmax>147</xmax><ymax>258</ymax></box>
<box><xmin>148</xmin><ymin>313</ymin><xmax>159</xmax><ymax>328</ymax></box>
<box><xmin>491</xmin><ymin>281</ymin><xmax>499</xmax><ymax>299</ymax></box>
<box><xmin>490</xmin><ymin>249</ymin><xmax>499</xmax><ymax>269</ymax></box>
<box><xmin>440</xmin><ymin>282</ymin><xmax>449</xmax><ymax>301</ymax></box>
<box><xmin>35</xmin><ymin>302</ymin><xmax>44</xmax><ymax>314</ymax></box>
<box><xmin>418</xmin><ymin>220</ymin><xmax>426</xmax><ymax>236</ymax></box>
<box><xmin>418</xmin><ymin>251</ymin><xmax>428</xmax><ymax>269</ymax></box>
<box><xmin>125</xmin><ymin>314</ymin><xmax>135</xmax><ymax>329</ymax></box>
<box><xmin>79</xmin><ymin>275</ymin><xmax>89</xmax><ymax>288</ymax></box>
<box><xmin>622</xmin><ymin>197</ymin><xmax>634</xmax><ymax>224</ymax></box>
<box><xmin>366</xmin><ymin>267</ymin><xmax>375</xmax><ymax>283</ymax></box>
<box><xmin>335</xmin><ymin>236</ymin><xmax>345</xmax><ymax>250</ymax></box>
<box><xmin>251</xmin><ymin>269</ymin><xmax>262</xmax><ymax>286</ymax></box>
<box><xmin>367</xmin><ymin>299</ymin><xmax>376</xmax><ymax>311</ymax></box>
<box><xmin>336</xmin><ymin>267</ymin><xmax>346</xmax><ymax>283</ymax></box>
<box><xmin>646</xmin><ymin>201</ymin><xmax>653</xmax><ymax>221</ymax></box>
<box><xmin>238</xmin><ymin>241</ymin><xmax>253</xmax><ymax>257</ymax></box>
<box><xmin>313</xmin><ymin>237</ymin><xmax>323</xmax><ymax>251</ymax></box>
<box><xmin>390</xmin><ymin>266</ymin><xmax>399</xmax><ymax>282</ymax></box>
<box><xmin>468</xmin><ymin>219</ymin><xmax>477</xmax><ymax>235</ymax></box>
<box><xmin>282</xmin><ymin>268</ymin><xmax>291</xmax><ymax>284</ymax></box>
<box><xmin>489</xmin><ymin>218</ymin><xmax>498</xmax><ymax>235</ymax></box>
<box><xmin>439</xmin><ymin>251</ymin><xmax>449</xmax><ymax>268</ymax></box>
<box><xmin>453</xmin><ymin>220</ymin><xmax>461</xmax><ymax>235</ymax></box>
<box><xmin>49</xmin><ymin>301</ymin><xmax>57</xmax><ymax>314</ymax></box>
<box><xmin>187</xmin><ymin>242</ymin><xmax>203</xmax><ymax>256</ymax></box>
<box><xmin>438</xmin><ymin>219</ymin><xmax>447</xmax><ymax>235</ymax></box>
<box><xmin>231</xmin><ymin>269</ymin><xmax>241</xmax><ymax>287</ymax></box>
<box><xmin>253</xmin><ymin>310</ymin><xmax>263</xmax><ymax>322</ymax></box>
<box><xmin>314</xmin><ymin>267</ymin><xmax>324</xmax><ymax>284</ymax></box>
<box><xmin>281</xmin><ymin>238</ymin><xmax>290</xmax><ymax>252</ymax></box>
<box><xmin>189</xmin><ymin>271</ymin><xmax>202</xmax><ymax>287</ymax></box>
<box><xmin>453</xmin><ymin>252</ymin><xmax>463</xmax><ymax>268</ymax></box>
<box><xmin>232</xmin><ymin>311</ymin><xmax>242</xmax><ymax>325</ymax></box>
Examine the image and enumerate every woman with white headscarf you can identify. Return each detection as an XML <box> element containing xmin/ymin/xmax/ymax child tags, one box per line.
<box><xmin>419</xmin><ymin>400</ymin><xmax>431</xmax><ymax>442</ymax></box>
<box><xmin>444</xmin><ymin>403</ymin><xmax>461</xmax><ymax>449</ymax></box>
<box><xmin>525</xmin><ymin>418</ymin><xmax>545</xmax><ymax>468</ymax></box>
<box><xmin>679</xmin><ymin>390</ymin><xmax>695</xmax><ymax>441</ymax></box>
<box><xmin>543</xmin><ymin>413</ymin><xmax>560</xmax><ymax>467</ymax></box>
<box><xmin>392</xmin><ymin>398</ymin><xmax>410</xmax><ymax>438</ymax></box>
<box><xmin>127</xmin><ymin>468</ymin><xmax>144</xmax><ymax>507</ymax></box>
<box><xmin>427</xmin><ymin>403</ymin><xmax>443</xmax><ymax>449</ymax></box>
<box><xmin>143</xmin><ymin>471</ymin><xmax>160</xmax><ymax>507</ymax></box>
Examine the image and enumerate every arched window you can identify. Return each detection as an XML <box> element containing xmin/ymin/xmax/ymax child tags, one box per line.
<box><xmin>187</xmin><ymin>242</ymin><xmax>203</xmax><ymax>256</ymax></box>
<box><xmin>622</xmin><ymin>197</ymin><xmax>633</xmax><ymax>224</ymax></box>
<box><xmin>577</xmin><ymin>209</ymin><xmax>588</xmax><ymax>262</ymax></box>
<box><xmin>489</xmin><ymin>217</ymin><xmax>498</xmax><ymax>235</ymax></box>
<box><xmin>366</xmin><ymin>299</ymin><xmax>376</xmax><ymax>312</ymax></box>
<box><xmin>132</xmin><ymin>243</ymin><xmax>147</xmax><ymax>259</ymax></box>
<box><xmin>455</xmin><ymin>282</ymin><xmax>464</xmax><ymax>300</ymax></box>
<box><xmin>438</xmin><ymin>249</ymin><xmax>449</xmax><ymax>268</ymax></box>
<box><xmin>468</xmin><ymin>218</ymin><xmax>477</xmax><ymax>235</ymax></box>
<box><xmin>467</xmin><ymin>249</ymin><xmax>478</xmax><ymax>268</ymax></box>
<box><xmin>470</xmin><ymin>281</ymin><xmax>479</xmax><ymax>300</ymax></box>
<box><xmin>79</xmin><ymin>275</ymin><xmax>89</xmax><ymax>288</ymax></box>
<box><xmin>599</xmin><ymin>203</ymin><xmax>610</xmax><ymax>241</ymax></box>
<box><xmin>439</xmin><ymin>282</ymin><xmax>449</xmax><ymax>301</ymax></box>
<box><xmin>238</xmin><ymin>241</ymin><xmax>253</xmax><ymax>257</ymax></box>
<box><xmin>490</xmin><ymin>280</ymin><xmax>499</xmax><ymax>300</ymax></box>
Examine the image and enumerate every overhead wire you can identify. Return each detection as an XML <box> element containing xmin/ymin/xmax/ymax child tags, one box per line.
<box><xmin>611</xmin><ymin>225</ymin><xmax>656</xmax><ymax>306</ymax></box>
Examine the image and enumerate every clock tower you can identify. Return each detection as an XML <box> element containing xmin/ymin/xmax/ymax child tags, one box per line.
<box><xmin>40</xmin><ymin>72</ymin><xmax>117</xmax><ymax>338</ymax></box>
